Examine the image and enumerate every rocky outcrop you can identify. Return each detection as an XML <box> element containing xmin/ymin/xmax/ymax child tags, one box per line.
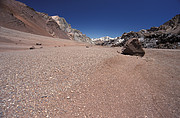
<box><xmin>51</xmin><ymin>16</ymin><xmax>71</xmax><ymax>33</ymax></box>
<box><xmin>52</xmin><ymin>16</ymin><xmax>91</xmax><ymax>43</ymax></box>
<box><xmin>122</xmin><ymin>38</ymin><xmax>145</xmax><ymax>57</ymax></box>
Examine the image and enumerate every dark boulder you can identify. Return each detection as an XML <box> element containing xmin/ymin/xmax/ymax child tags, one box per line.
<box><xmin>122</xmin><ymin>38</ymin><xmax>145</xmax><ymax>57</ymax></box>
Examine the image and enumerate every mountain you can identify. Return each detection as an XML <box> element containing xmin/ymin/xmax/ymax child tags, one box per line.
<box><xmin>0</xmin><ymin>0</ymin><xmax>69</xmax><ymax>39</ymax></box>
<box><xmin>121</xmin><ymin>15</ymin><xmax>180</xmax><ymax>49</ymax></box>
<box><xmin>159</xmin><ymin>14</ymin><xmax>180</xmax><ymax>34</ymax></box>
<box><xmin>94</xmin><ymin>14</ymin><xmax>180</xmax><ymax>49</ymax></box>
<box><xmin>92</xmin><ymin>36</ymin><xmax>114</xmax><ymax>41</ymax></box>
<box><xmin>0</xmin><ymin>0</ymin><xmax>90</xmax><ymax>42</ymax></box>
<box><xmin>91</xmin><ymin>36</ymin><xmax>124</xmax><ymax>46</ymax></box>
<box><xmin>52</xmin><ymin>16</ymin><xmax>91</xmax><ymax>43</ymax></box>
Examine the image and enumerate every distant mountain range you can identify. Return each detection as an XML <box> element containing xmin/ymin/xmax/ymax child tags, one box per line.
<box><xmin>0</xmin><ymin>0</ymin><xmax>91</xmax><ymax>42</ymax></box>
<box><xmin>92</xmin><ymin>36</ymin><xmax>124</xmax><ymax>46</ymax></box>
<box><xmin>92</xmin><ymin>14</ymin><xmax>180</xmax><ymax>49</ymax></box>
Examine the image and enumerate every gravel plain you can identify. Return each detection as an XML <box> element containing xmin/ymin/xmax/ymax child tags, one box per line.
<box><xmin>0</xmin><ymin>27</ymin><xmax>180</xmax><ymax>118</ymax></box>
<box><xmin>0</xmin><ymin>46</ymin><xmax>180</xmax><ymax>118</ymax></box>
<box><xmin>0</xmin><ymin>46</ymin><xmax>117</xmax><ymax>117</ymax></box>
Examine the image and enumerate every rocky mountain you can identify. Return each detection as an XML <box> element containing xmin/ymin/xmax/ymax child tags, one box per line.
<box><xmin>121</xmin><ymin>15</ymin><xmax>180</xmax><ymax>49</ymax></box>
<box><xmin>94</xmin><ymin>14</ymin><xmax>180</xmax><ymax>49</ymax></box>
<box><xmin>52</xmin><ymin>16</ymin><xmax>91</xmax><ymax>43</ymax></box>
<box><xmin>0</xmin><ymin>0</ymin><xmax>69</xmax><ymax>39</ymax></box>
<box><xmin>0</xmin><ymin>0</ymin><xmax>91</xmax><ymax>42</ymax></box>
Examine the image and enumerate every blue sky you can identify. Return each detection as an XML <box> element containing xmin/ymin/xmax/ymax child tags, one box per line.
<box><xmin>17</xmin><ymin>0</ymin><xmax>180</xmax><ymax>38</ymax></box>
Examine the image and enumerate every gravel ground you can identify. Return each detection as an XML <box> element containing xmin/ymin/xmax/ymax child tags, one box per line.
<box><xmin>0</xmin><ymin>46</ymin><xmax>180</xmax><ymax>118</ymax></box>
<box><xmin>0</xmin><ymin>46</ymin><xmax>117</xmax><ymax>117</ymax></box>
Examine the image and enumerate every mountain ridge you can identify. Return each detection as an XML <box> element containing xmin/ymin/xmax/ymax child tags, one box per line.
<box><xmin>0</xmin><ymin>0</ymin><xmax>91</xmax><ymax>42</ymax></box>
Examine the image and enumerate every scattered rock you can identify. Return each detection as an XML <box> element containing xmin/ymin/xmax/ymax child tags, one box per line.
<box><xmin>36</xmin><ymin>43</ymin><xmax>42</xmax><ymax>45</ymax></box>
<box><xmin>41</xmin><ymin>96</ymin><xmax>48</xmax><ymax>98</ymax></box>
<box><xmin>29</xmin><ymin>46</ymin><xmax>35</xmax><ymax>50</ymax></box>
<box><xmin>117</xmin><ymin>51</ymin><xmax>120</xmax><ymax>53</ymax></box>
<box><xmin>122</xmin><ymin>38</ymin><xmax>145</xmax><ymax>57</ymax></box>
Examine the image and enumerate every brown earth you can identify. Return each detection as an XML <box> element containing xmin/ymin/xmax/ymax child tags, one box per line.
<box><xmin>0</xmin><ymin>27</ymin><xmax>180</xmax><ymax>117</ymax></box>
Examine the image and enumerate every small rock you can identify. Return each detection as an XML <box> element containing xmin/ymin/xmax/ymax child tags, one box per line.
<box><xmin>67</xmin><ymin>96</ymin><xmax>70</xmax><ymax>99</ymax></box>
<box><xmin>41</xmin><ymin>96</ymin><xmax>47</xmax><ymax>98</ymax></box>
<box><xmin>36</xmin><ymin>43</ymin><xmax>42</xmax><ymax>45</ymax></box>
<box><xmin>8</xmin><ymin>99</ymin><xmax>11</xmax><ymax>102</ymax></box>
<box><xmin>29</xmin><ymin>46</ymin><xmax>35</xmax><ymax>50</ymax></box>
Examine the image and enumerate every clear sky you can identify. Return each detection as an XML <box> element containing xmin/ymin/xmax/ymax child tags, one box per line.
<box><xmin>17</xmin><ymin>0</ymin><xmax>180</xmax><ymax>38</ymax></box>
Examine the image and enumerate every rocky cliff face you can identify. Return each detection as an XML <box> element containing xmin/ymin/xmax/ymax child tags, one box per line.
<box><xmin>52</xmin><ymin>16</ymin><xmax>91</xmax><ymax>43</ymax></box>
<box><xmin>94</xmin><ymin>14</ymin><xmax>180</xmax><ymax>49</ymax></box>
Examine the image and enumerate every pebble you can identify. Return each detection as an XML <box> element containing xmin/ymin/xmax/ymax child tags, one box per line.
<box><xmin>8</xmin><ymin>99</ymin><xmax>11</xmax><ymax>102</ymax></box>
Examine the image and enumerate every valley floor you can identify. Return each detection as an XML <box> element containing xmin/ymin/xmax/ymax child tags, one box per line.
<box><xmin>0</xmin><ymin>27</ymin><xmax>180</xmax><ymax>117</ymax></box>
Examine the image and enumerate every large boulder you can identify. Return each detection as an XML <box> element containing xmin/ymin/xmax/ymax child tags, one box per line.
<box><xmin>122</xmin><ymin>38</ymin><xmax>145</xmax><ymax>57</ymax></box>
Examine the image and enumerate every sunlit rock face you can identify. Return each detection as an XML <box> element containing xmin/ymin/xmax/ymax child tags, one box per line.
<box><xmin>52</xmin><ymin>16</ymin><xmax>91</xmax><ymax>43</ymax></box>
